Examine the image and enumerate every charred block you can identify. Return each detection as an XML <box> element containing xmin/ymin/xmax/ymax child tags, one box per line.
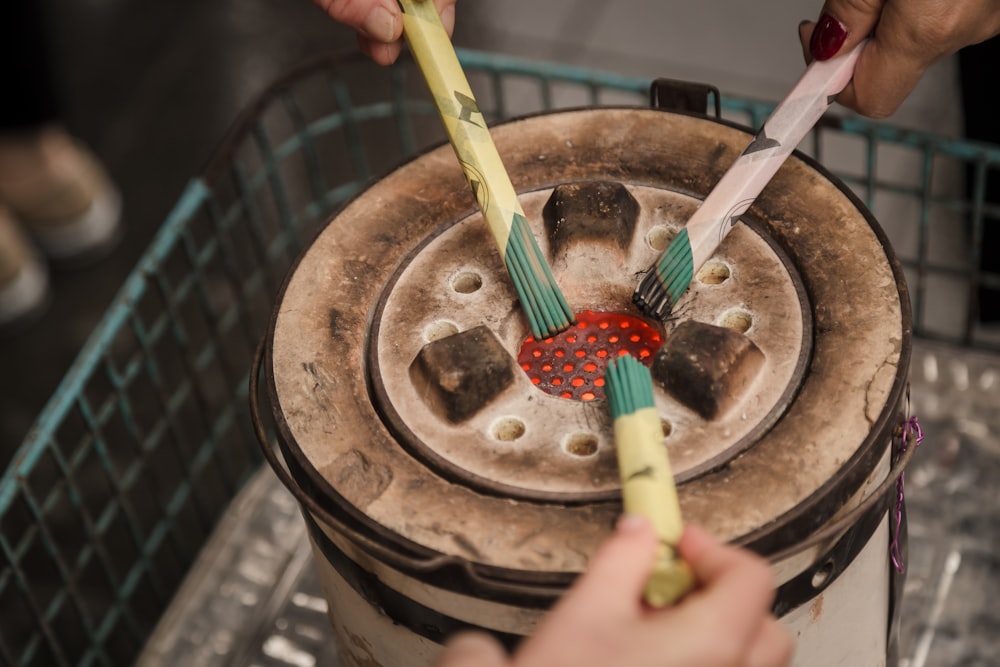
<box><xmin>409</xmin><ymin>325</ymin><xmax>516</xmax><ymax>423</ymax></box>
<box><xmin>652</xmin><ymin>320</ymin><xmax>764</xmax><ymax>420</ymax></box>
<box><xmin>542</xmin><ymin>181</ymin><xmax>639</xmax><ymax>255</ymax></box>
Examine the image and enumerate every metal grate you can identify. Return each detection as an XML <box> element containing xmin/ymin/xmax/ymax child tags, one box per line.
<box><xmin>1</xmin><ymin>48</ymin><xmax>998</xmax><ymax>666</ymax></box>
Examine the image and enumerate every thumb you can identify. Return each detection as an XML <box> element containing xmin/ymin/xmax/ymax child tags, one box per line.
<box><xmin>803</xmin><ymin>0</ymin><xmax>884</xmax><ymax>61</ymax></box>
<box><xmin>558</xmin><ymin>515</ymin><xmax>660</xmax><ymax>617</ymax></box>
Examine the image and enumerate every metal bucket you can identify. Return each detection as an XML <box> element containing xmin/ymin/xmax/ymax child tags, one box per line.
<box><xmin>252</xmin><ymin>104</ymin><xmax>913</xmax><ymax>667</ymax></box>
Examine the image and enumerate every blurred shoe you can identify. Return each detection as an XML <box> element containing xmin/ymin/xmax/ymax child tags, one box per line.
<box><xmin>0</xmin><ymin>126</ymin><xmax>121</xmax><ymax>266</ymax></box>
<box><xmin>0</xmin><ymin>207</ymin><xmax>49</xmax><ymax>331</ymax></box>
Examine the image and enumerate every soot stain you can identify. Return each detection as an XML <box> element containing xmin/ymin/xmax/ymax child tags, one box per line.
<box><xmin>329</xmin><ymin>308</ymin><xmax>344</xmax><ymax>339</ymax></box>
<box><xmin>332</xmin><ymin>449</ymin><xmax>393</xmax><ymax>508</ymax></box>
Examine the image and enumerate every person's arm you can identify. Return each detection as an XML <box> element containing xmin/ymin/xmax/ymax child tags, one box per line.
<box><xmin>313</xmin><ymin>0</ymin><xmax>457</xmax><ymax>65</ymax></box>
<box><xmin>798</xmin><ymin>0</ymin><xmax>1000</xmax><ymax>118</ymax></box>
<box><xmin>436</xmin><ymin>516</ymin><xmax>793</xmax><ymax>667</ymax></box>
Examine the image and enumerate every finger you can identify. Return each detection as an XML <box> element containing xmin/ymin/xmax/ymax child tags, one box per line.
<box><xmin>832</xmin><ymin>36</ymin><xmax>926</xmax><ymax>118</ymax></box>
<box><xmin>797</xmin><ymin>13</ymin><xmax>917</xmax><ymax>117</ymax></box>
<box><xmin>746</xmin><ymin>618</ymin><xmax>796</xmax><ymax>667</ymax></box>
<box><xmin>654</xmin><ymin>527</ymin><xmax>777</xmax><ymax>665</ymax></box>
<box><xmin>808</xmin><ymin>0</ymin><xmax>884</xmax><ymax>60</ymax></box>
<box><xmin>357</xmin><ymin>33</ymin><xmax>404</xmax><ymax>65</ymax></box>
<box><xmin>316</xmin><ymin>0</ymin><xmax>403</xmax><ymax>43</ymax></box>
<box><xmin>838</xmin><ymin>0</ymin><xmax>980</xmax><ymax>118</ymax></box>
<box><xmin>433</xmin><ymin>0</ymin><xmax>458</xmax><ymax>36</ymax></box>
<box><xmin>559</xmin><ymin>515</ymin><xmax>660</xmax><ymax>617</ymax></box>
<box><xmin>675</xmin><ymin>523</ymin><xmax>715</xmax><ymax>563</ymax></box>
<box><xmin>434</xmin><ymin>632</ymin><xmax>509</xmax><ymax>667</ymax></box>
<box><xmin>678</xmin><ymin>526</ymin><xmax>774</xmax><ymax>628</ymax></box>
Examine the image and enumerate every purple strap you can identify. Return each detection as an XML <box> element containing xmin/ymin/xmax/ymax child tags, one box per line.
<box><xmin>890</xmin><ymin>416</ymin><xmax>924</xmax><ymax>573</ymax></box>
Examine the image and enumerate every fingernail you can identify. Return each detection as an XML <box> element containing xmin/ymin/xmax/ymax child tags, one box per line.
<box><xmin>798</xmin><ymin>19</ymin><xmax>811</xmax><ymax>29</ymax></box>
<box><xmin>363</xmin><ymin>6</ymin><xmax>396</xmax><ymax>43</ymax></box>
<box><xmin>617</xmin><ymin>514</ymin><xmax>649</xmax><ymax>534</ymax></box>
<box><xmin>809</xmin><ymin>12</ymin><xmax>847</xmax><ymax>61</ymax></box>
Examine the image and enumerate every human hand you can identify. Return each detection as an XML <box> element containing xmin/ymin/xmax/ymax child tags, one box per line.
<box><xmin>798</xmin><ymin>0</ymin><xmax>1000</xmax><ymax>118</ymax></box>
<box><xmin>313</xmin><ymin>0</ymin><xmax>457</xmax><ymax>65</ymax></box>
<box><xmin>434</xmin><ymin>517</ymin><xmax>793</xmax><ymax>667</ymax></box>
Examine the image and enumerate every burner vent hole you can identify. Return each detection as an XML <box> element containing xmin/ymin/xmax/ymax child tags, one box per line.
<box><xmin>424</xmin><ymin>321</ymin><xmax>459</xmax><ymax>342</ymax></box>
<box><xmin>492</xmin><ymin>417</ymin><xmax>526</xmax><ymax>442</ymax></box>
<box><xmin>719</xmin><ymin>308</ymin><xmax>753</xmax><ymax>334</ymax></box>
<box><xmin>697</xmin><ymin>261</ymin><xmax>732</xmax><ymax>285</ymax></box>
<box><xmin>452</xmin><ymin>272</ymin><xmax>483</xmax><ymax>294</ymax></box>
<box><xmin>646</xmin><ymin>225</ymin><xmax>673</xmax><ymax>252</ymax></box>
<box><xmin>564</xmin><ymin>433</ymin><xmax>599</xmax><ymax>457</ymax></box>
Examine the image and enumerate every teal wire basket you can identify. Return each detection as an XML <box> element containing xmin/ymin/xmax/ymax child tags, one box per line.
<box><xmin>1</xmin><ymin>49</ymin><xmax>999</xmax><ymax>666</ymax></box>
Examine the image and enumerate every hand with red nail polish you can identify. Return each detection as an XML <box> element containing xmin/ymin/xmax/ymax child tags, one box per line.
<box><xmin>798</xmin><ymin>0</ymin><xmax>1000</xmax><ymax>118</ymax></box>
<box><xmin>313</xmin><ymin>0</ymin><xmax>457</xmax><ymax>65</ymax></box>
<box><xmin>434</xmin><ymin>518</ymin><xmax>793</xmax><ymax>667</ymax></box>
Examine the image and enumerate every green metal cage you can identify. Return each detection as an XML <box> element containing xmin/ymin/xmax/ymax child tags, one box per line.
<box><xmin>1</xmin><ymin>49</ymin><xmax>998</xmax><ymax>666</ymax></box>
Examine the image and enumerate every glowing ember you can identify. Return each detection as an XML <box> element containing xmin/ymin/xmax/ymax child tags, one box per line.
<box><xmin>518</xmin><ymin>311</ymin><xmax>663</xmax><ymax>401</ymax></box>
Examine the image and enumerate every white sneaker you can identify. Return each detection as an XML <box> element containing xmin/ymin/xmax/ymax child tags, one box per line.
<box><xmin>0</xmin><ymin>207</ymin><xmax>49</xmax><ymax>331</ymax></box>
<box><xmin>0</xmin><ymin>126</ymin><xmax>122</xmax><ymax>265</ymax></box>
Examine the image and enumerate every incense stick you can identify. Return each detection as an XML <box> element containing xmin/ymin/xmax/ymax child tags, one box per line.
<box><xmin>399</xmin><ymin>0</ymin><xmax>574</xmax><ymax>338</ymax></box>
<box><xmin>633</xmin><ymin>41</ymin><xmax>866</xmax><ymax>320</ymax></box>
<box><xmin>605</xmin><ymin>354</ymin><xmax>694</xmax><ymax>607</ymax></box>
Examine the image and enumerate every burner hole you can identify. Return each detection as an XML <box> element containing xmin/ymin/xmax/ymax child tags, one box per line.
<box><xmin>697</xmin><ymin>261</ymin><xmax>732</xmax><ymax>285</ymax></box>
<box><xmin>424</xmin><ymin>320</ymin><xmax>459</xmax><ymax>342</ymax></box>
<box><xmin>660</xmin><ymin>418</ymin><xmax>673</xmax><ymax>438</ymax></box>
<box><xmin>452</xmin><ymin>271</ymin><xmax>483</xmax><ymax>294</ymax></box>
<box><xmin>719</xmin><ymin>308</ymin><xmax>753</xmax><ymax>333</ymax></box>
<box><xmin>492</xmin><ymin>418</ymin><xmax>526</xmax><ymax>442</ymax></box>
<box><xmin>564</xmin><ymin>433</ymin><xmax>599</xmax><ymax>457</ymax></box>
<box><xmin>646</xmin><ymin>225</ymin><xmax>673</xmax><ymax>252</ymax></box>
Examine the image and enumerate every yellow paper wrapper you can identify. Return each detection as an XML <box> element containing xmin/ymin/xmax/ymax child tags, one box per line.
<box><xmin>399</xmin><ymin>0</ymin><xmax>520</xmax><ymax>254</ymax></box>
<box><xmin>615</xmin><ymin>406</ymin><xmax>695</xmax><ymax>606</ymax></box>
